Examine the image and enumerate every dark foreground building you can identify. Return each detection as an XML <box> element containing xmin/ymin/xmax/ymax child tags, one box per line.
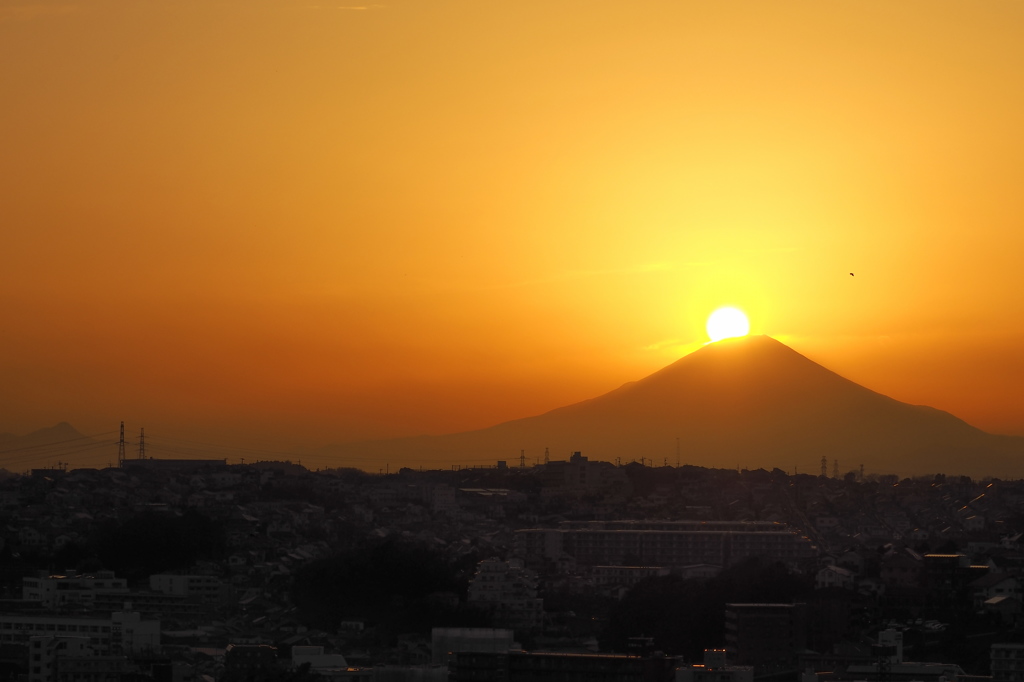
<box><xmin>448</xmin><ymin>650</ymin><xmax>680</xmax><ymax>682</ymax></box>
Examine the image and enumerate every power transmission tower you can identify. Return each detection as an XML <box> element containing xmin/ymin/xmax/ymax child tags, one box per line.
<box><xmin>117</xmin><ymin>422</ymin><xmax>125</xmax><ymax>467</ymax></box>
<box><xmin>138</xmin><ymin>428</ymin><xmax>145</xmax><ymax>459</ymax></box>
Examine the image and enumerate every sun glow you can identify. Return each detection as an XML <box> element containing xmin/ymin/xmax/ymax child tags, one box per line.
<box><xmin>706</xmin><ymin>307</ymin><xmax>750</xmax><ymax>342</ymax></box>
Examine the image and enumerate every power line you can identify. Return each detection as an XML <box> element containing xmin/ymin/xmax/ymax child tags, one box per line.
<box><xmin>0</xmin><ymin>431</ymin><xmax>115</xmax><ymax>456</ymax></box>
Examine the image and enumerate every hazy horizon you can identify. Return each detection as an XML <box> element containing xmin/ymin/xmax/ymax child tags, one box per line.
<box><xmin>5</xmin><ymin>335</ymin><xmax>1023</xmax><ymax>479</ymax></box>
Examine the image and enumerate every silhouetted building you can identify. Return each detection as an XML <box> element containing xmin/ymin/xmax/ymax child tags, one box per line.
<box><xmin>121</xmin><ymin>459</ymin><xmax>227</xmax><ymax>473</ymax></box>
<box><xmin>841</xmin><ymin>629</ymin><xmax>965</xmax><ymax>682</ymax></box>
<box><xmin>675</xmin><ymin>649</ymin><xmax>753</xmax><ymax>682</ymax></box>
<box><xmin>921</xmin><ymin>553</ymin><xmax>985</xmax><ymax>617</ymax></box>
<box><xmin>992</xmin><ymin>643</ymin><xmax>1024</xmax><ymax>682</ymax></box>
<box><xmin>725</xmin><ymin>603</ymin><xmax>806</xmax><ymax>676</ymax></box>
<box><xmin>224</xmin><ymin>644</ymin><xmax>279</xmax><ymax>679</ymax></box>
<box><xmin>431</xmin><ymin>628</ymin><xmax>516</xmax><ymax>666</ymax></box>
<box><xmin>539</xmin><ymin>452</ymin><xmax>628</xmax><ymax>497</ymax></box>
<box><xmin>466</xmin><ymin>559</ymin><xmax>544</xmax><ymax>632</ymax></box>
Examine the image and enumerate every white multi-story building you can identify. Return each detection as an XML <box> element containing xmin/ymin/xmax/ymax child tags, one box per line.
<box><xmin>467</xmin><ymin>559</ymin><xmax>544</xmax><ymax>632</ymax></box>
<box><xmin>149</xmin><ymin>574</ymin><xmax>224</xmax><ymax>602</ymax></box>
<box><xmin>22</xmin><ymin>571</ymin><xmax>129</xmax><ymax>609</ymax></box>
<box><xmin>0</xmin><ymin>611</ymin><xmax>159</xmax><ymax>655</ymax></box>
<box><xmin>28</xmin><ymin>636</ymin><xmax>133</xmax><ymax>682</ymax></box>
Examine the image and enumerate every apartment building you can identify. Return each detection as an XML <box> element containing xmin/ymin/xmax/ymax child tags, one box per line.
<box><xmin>516</xmin><ymin>521</ymin><xmax>814</xmax><ymax>568</ymax></box>
<box><xmin>0</xmin><ymin>611</ymin><xmax>160</xmax><ymax>655</ymax></box>
<box><xmin>22</xmin><ymin>572</ymin><xmax>129</xmax><ymax>609</ymax></box>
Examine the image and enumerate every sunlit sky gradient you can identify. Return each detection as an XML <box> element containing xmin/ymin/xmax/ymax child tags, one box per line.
<box><xmin>3</xmin><ymin>0</ymin><xmax>1024</xmax><ymax>465</ymax></box>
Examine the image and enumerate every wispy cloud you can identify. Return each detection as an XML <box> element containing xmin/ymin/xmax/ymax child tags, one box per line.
<box><xmin>303</xmin><ymin>3</ymin><xmax>385</xmax><ymax>9</ymax></box>
<box><xmin>643</xmin><ymin>338</ymin><xmax>706</xmax><ymax>356</ymax></box>
<box><xmin>643</xmin><ymin>338</ymin><xmax>684</xmax><ymax>351</ymax></box>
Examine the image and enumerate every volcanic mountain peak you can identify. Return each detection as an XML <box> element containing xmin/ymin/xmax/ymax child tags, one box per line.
<box><xmin>318</xmin><ymin>334</ymin><xmax>1024</xmax><ymax>478</ymax></box>
<box><xmin>622</xmin><ymin>334</ymin><xmax>844</xmax><ymax>390</ymax></box>
<box><xmin>548</xmin><ymin>334</ymin><xmax>873</xmax><ymax>421</ymax></box>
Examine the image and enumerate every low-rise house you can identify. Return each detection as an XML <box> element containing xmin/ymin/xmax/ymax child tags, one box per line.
<box><xmin>816</xmin><ymin>565</ymin><xmax>856</xmax><ymax>590</ymax></box>
<box><xmin>880</xmin><ymin>548</ymin><xmax>923</xmax><ymax>588</ymax></box>
<box><xmin>836</xmin><ymin>550</ymin><xmax>866</xmax><ymax>575</ymax></box>
<box><xmin>972</xmin><ymin>573</ymin><xmax>1021</xmax><ymax>610</ymax></box>
<box><xmin>964</xmin><ymin>515</ymin><xmax>987</xmax><ymax>532</ymax></box>
<box><xmin>908</xmin><ymin>528</ymin><xmax>931</xmax><ymax>542</ymax></box>
<box><xmin>814</xmin><ymin>516</ymin><xmax>842</xmax><ymax>532</ymax></box>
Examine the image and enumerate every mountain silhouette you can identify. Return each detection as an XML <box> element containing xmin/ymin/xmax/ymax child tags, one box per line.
<box><xmin>322</xmin><ymin>335</ymin><xmax>1024</xmax><ymax>477</ymax></box>
<box><xmin>0</xmin><ymin>422</ymin><xmax>103</xmax><ymax>472</ymax></box>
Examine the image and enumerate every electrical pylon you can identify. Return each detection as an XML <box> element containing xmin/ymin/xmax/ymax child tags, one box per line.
<box><xmin>117</xmin><ymin>422</ymin><xmax>125</xmax><ymax>467</ymax></box>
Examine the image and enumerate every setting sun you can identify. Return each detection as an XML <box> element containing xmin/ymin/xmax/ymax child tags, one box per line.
<box><xmin>706</xmin><ymin>307</ymin><xmax>750</xmax><ymax>342</ymax></box>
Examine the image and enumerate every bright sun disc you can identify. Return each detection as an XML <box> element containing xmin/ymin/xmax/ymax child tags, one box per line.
<box><xmin>706</xmin><ymin>307</ymin><xmax>750</xmax><ymax>342</ymax></box>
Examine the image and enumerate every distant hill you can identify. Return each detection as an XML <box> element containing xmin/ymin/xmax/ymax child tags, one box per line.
<box><xmin>0</xmin><ymin>422</ymin><xmax>108</xmax><ymax>472</ymax></box>
<box><xmin>318</xmin><ymin>335</ymin><xmax>1024</xmax><ymax>478</ymax></box>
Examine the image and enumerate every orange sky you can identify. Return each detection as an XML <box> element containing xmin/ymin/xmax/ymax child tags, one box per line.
<box><xmin>3</xmin><ymin>0</ymin><xmax>1024</xmax><ymax>468</ymax></box>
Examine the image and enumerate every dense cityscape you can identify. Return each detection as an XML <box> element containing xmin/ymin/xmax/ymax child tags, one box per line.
<box><xmin>4</xmin><ymin>452</ymin><xmax>1024</xmax><ymax>682</ymax></box>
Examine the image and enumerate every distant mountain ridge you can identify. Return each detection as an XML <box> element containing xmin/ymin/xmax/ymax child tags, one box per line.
<box><xmin>0</xmin><ymin>422</ymin><xmax>102</xmax><ymax>471</ymax></box>
<box><xmin>320</xmin><ymin>335</ymin><xmax>1024</xmax><ymax>477</ymax></box>
<box><xmin>0</xmin><ymin>420</ymin><xmax>83</xmax><ymax>440</ymax></box>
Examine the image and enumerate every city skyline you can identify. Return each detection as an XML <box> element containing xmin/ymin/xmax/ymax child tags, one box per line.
<box><xmin>3</xmin><ymin>1</ymin><xmax>1024</xmax><ymax>462</ymax></box>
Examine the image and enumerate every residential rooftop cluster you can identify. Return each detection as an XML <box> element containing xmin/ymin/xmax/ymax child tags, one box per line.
<box><xmin>2</xmin><ymin>453</ymin><xmax>1024</xmax><ymax>682</ymax></box>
